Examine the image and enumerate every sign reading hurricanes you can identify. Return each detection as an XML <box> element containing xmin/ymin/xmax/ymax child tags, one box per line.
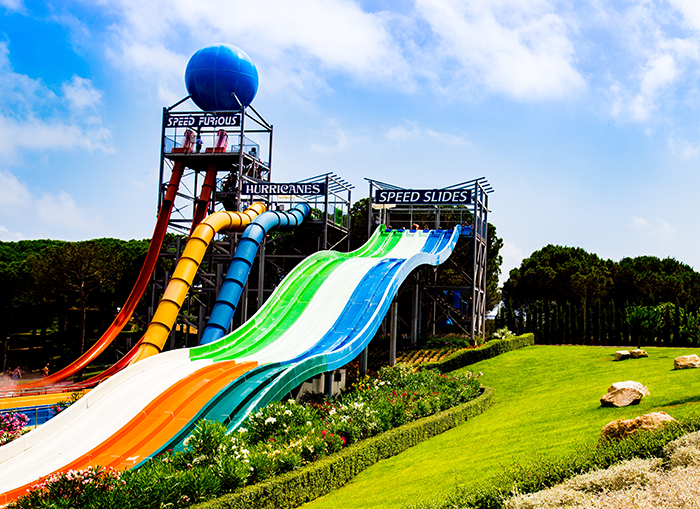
<box><xmin>165</xmin><ymin>113</ymin><xmax>241</xmax><ymax>128</ymax></box>
<box><xmin>375</xmin><ymin>189</ymin><xmax>472</xmax><ymax>205</ymax></box>
<box><xmin>243</xmin><ymin>182</ymin><xmax>327</xmax><ymax>195</ymax></box>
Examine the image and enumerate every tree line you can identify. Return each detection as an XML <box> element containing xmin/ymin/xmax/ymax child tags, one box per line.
<box><xmin>1</xmin><ymin>238</ymin><xmax>151</xmax><ymax>366</ymax></box>
<box><xmin>1</xmin><ymin>202</ymin><xmax>505</xmax><ymax>369</ymax></box>
<box><xmin>498</xmin><ymin>245</ymin><xmax>700</xmax><ymax>347</ymax></box>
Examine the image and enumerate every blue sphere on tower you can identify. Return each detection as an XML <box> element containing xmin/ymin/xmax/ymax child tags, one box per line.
<box><xmin>185</xmin><ymin>44</ymin><xmax>259</xmax><ymax>111</ymax></box>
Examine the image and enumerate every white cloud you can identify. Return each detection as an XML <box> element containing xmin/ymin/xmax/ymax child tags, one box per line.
<box><xmin>36</xmin><ymin>191</ymin><xmax>97</xmax><ymax>231</ymax></box>
<box><xmin>0</xmin><ymin>170</ymin><xmax>31</xmax><ymax>212</ymax></box>
<box><xmin>62</xmin><ymin>75</ymin><xmax>103</xmax><ymax>111</ymax></box>
<box><xmin>100</xmin><ymin>0</ymin><xmax>412</xmax><ymax>102</ymax></box>
<box><xmin>0</xmin><ymin>42</ymin><xmax>113</xmax><ymax>160</ymax></box>
<box><xmin>0</xmin><ymin>0</ymin><xmax>23</xmax><ymax>12</ymax></box>
<box><xmin>0</xmin><ymin>225</ymin><xmax>23</xmax><ymax>241</ymax></box>
<box><xmin>385</xmin><ymin>120</ymin><xmax>467</xmax><ymax>145</ymax></box>
<box><xmin>627</xmin><ymin>53</ymin><xmax>679</xmax><ymax>121</ymax></box>
<box><xmin>106</xmin><ymin>41</ymin><xmax>187</xmax><ymax>105</ymax></box>
<box><xmin>668</xmin><ymin>136</ymin><xmax>700</xmax><ymax>158</ymax></box>
<box><xmin>0</xmin><ymin>168</ymin><xmax>102</xmax><ymax>238</ymax></box>
<box><xmin>669</xmin><ymin>0</ymin><xmax>700</xmax><ymax>32</ymax></box>
<box><xmin>601</xmin><ymin>1</ymin><xmax>700</xmax><ymax>123</ymax></box>
<box><xmin>309</xmin><ymin>121</ymin><xmax>352</xmax><ymax>153</ymax></box>
<box><xmin>630</xmin><ymin>216</ymin><xmax>677</xmax><ymax>244</ymax></box>
<box><xmin>414</xmin><ymin>0</ymin><xmax>585</xmax><ymax>101</ymax></box>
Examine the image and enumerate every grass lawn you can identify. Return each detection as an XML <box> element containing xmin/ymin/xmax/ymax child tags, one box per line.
<box><xmin>302</xmin><ymin>345</ymin><xmax>700</xmax><ymax>509</ymax></box>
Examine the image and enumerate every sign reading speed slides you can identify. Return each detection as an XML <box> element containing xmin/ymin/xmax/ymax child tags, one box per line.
<box><xmin>374</xmin><ymin>189</ymin><xmax>472</xmax><ymax>205</ymax></box>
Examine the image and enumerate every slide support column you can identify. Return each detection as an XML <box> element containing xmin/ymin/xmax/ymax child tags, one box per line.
<box><xmin>390</xmin><ymin>300</ymin><xmax>398</xmax><ymax>366</ymax></box>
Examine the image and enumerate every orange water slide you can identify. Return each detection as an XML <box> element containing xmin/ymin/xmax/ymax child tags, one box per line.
<box><xmin>129</xmin><ymin>203</ymin><xmax>266</xmax><ymax>364</ymax></box>
<box><xmin>19</xmin><ymin>160</ymin><xmax>189</xmax><ymax>390</ymax></box>
<box><xmin>0</xmin><ymin>360</ymin><xmax>257</xmax><ymax>505</ymax></box>
<box><xmin>5</xmin><ymin>204</ymin><xmax>266</xmax><ymax>399</ymax></box>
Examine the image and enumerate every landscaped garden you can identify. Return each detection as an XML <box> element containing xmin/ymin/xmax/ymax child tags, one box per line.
<box><xmin>7</xmin><ymin>363</ymin><xmax>485</xmax><ymax>508</ymax></box>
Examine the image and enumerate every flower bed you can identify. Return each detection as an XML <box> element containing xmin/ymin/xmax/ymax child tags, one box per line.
<box><xmin>0</xmin><ymin>411</ymin><xmax>29</xmax><ymax>446</ymax></box>
<box><xmin>10</xmin><ymin>364</ymin><xmax>485</xmax><ymax>509</ymax></box>
<box><xmin>50</xmin><ymin>390</ymin><xmax>86</xmax><ymax>415</ymax></box>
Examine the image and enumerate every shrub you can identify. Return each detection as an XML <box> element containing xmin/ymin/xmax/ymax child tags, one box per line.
<box><xmin>491</xmin><ymin>327</ymin><xmax>515</xmax><ymax>340</ymax></box>
<box><xmin>421</xmin><ymin>333</ymin><xmax>535</xmax><ymax>373</ymax></box>
<box><xmin>663</xmin><ymin>431</ymin><xmax>700</xmax><ymax>469</ymax></box>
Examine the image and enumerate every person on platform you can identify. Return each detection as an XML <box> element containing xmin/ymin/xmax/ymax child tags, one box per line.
<box><xmin>12</xmin><ymin>366</ymin><xmax>21</xmax><ymax>380</ymax></box>
<box><xmin>42</xmin><ymin>363</ymin><xmax>50</xmax><ymax>377</ymax></box>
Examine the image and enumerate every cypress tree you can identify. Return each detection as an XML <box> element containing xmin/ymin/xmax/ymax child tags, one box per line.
<box><xmin>663</xmin><ymin>306</ymin><xmax>672</xmax><ymax>346</ymax></box>
<box><xmin>506</xmin><ymin>298</ymin><xmax>516</xmax><ymax>332</ymax></box>
<box><xmin>674</xmin><ymin>299</ymin><xmax>681</xmax><ymax>347</ymax></box>
<box><xmin>622</xmin><ymin>301</ymin><xmax>630</xmax><ymax>345</ymax></box>
<box><xmin>582</xmin><ymin>299</ymin><xmax>588</xmax><ymax>344</ymax></box>
<box><xmin>558</xmin><ymin>303</ymin><xmax>566</xmax><ymax>343</ymax></box>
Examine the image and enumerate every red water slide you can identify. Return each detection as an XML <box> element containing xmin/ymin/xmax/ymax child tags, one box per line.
<box><xmin>19</xmin><ymin>136</ymin><xmax>196</xmax><ymax>389</ymax></box>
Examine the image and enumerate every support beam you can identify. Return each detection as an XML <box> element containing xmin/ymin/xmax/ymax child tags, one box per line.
<box><xmin>390</xmin><ymin>300</ymin><xmax>398</xmax><ymax>366</ymax></box>
<box><xmin>198</xmin><ymin>305</ymin><xmax>205</xmax><ymax>345</ymax></box>
<box><xmin>412</xmin><ymin>282</ymin><xmax>419</xmax><ymax>345</ymax></box>
<box><xmin>360</xmin><ymin>347</ymin><xmax>368</xmax><ymax>376</ymax></box>
<box><xmin>257</xmin><ymin>236</ymin><xmax>266</xmax><ymax>309</ymax></box>
<box><xmin>324</xmin><ymin>370</ymin><xmax>334</xmax><ymax>396</ymax></box>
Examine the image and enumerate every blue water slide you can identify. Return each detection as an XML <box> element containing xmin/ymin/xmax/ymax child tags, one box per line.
<box><xmin>220</xmin><ymin>227</ymin><xmax>461</xmax><ymax>430</ymax></box>
<box><xmin>136</xmin><ymin>227</ymin><xmax>461</xmax><ymax>461</ymax></box>
<box><xmin>200</xmin><ymin>203</ymin><xmax>311</xmax><ymax>345</ymax></box>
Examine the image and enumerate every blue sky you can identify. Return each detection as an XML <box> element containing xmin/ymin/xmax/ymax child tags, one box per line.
<box><xmin>1</xmin><ymin>0</ymin><xmax>700</xmax><ymax>285</ymax></box>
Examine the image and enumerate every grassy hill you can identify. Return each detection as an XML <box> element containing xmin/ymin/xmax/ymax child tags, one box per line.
<box><xmin>302</xmin><ymin>345</ymin><xmax>700</xmax><ymax>509</ymax></box>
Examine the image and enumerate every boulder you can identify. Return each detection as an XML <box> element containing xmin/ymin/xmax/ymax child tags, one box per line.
<box><xmin>674</xmin><ymin>354</ymin><xmax>700</xmax><ymax>370</ymax></box>
<box><xmin>600</xmin><ymin>381</ymin><xmax>650</xmax><ymax>407</ymax></box>
<box><xmin>607</xmin><ymin>381</ymin><xmax>650</xmax><ymax>395</ymax></box>
<box><xmin>600</xmin><ymin>412</ymin><xmax>676</xmax><ymax>441</ymax></box>
<box><xmin>630</xmin><ymin>349</ymin><xmax>648</xmax><ymax>359</ymax></box>
<box><xmin>614</xmin><ymin>350</ymin><xmax>631</xmax><ymax>361</ymax></box>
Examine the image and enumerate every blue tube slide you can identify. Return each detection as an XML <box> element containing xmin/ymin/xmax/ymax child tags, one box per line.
<box><xmin>200</xmin><ymin>203</ymin><xmax>311</xmax><ymax>345</ymax></box>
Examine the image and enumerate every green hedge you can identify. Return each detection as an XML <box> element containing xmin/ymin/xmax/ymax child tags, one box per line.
<box><xmin>420</xmin><ymin>333</ymin><xmax>535</xmax><ymax>373</ymax></box>
<box><xmin>191</xmin><ymin>387</ymin><xmax>495</xmax><ymax>509</ymax></box>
